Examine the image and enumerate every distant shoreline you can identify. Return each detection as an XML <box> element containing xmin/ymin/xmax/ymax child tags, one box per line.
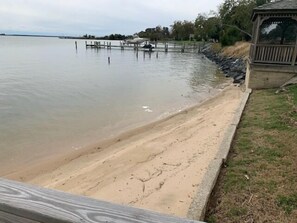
<box><xmin>1</xmin><ymin>34</ymin><xmax>126</xmax><ymax>40</ymax></box>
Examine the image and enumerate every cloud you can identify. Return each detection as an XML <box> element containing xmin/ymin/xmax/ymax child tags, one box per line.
<box><xmin>0</xmin><ymin>0</ymin><xmax>223</xmax><ymax>36</ymax></box>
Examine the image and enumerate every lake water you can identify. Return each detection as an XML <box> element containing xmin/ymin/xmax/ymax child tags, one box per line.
<box><xmin>0</xmin><ymin>36</ymin><xmax>227</xmax><ymax>175</ymax></box>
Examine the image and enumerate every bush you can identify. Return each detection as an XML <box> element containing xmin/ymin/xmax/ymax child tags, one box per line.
<box><xmin>220</xmin><ymin>27</ymin><xmax>242</xmax><ymax>46</ymax></box>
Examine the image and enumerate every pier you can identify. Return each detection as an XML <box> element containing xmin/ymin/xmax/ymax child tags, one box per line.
<box><xmin>84</xmin><ymin>41</ymin><xmax>203</xmax><ymax>53</ymax></box>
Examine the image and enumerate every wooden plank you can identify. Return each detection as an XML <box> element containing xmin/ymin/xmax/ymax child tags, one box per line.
<box><xmin>0</xmin><ymin>211</ymin><xmax>40</xmax><ymax>223</ymax></box>
<box><xmin>286</xmin><ymin>47</ymin><xmax>292</xmax><ymax>63</ymax></box>
<box><xmin>268</xmin><ymin>47</ymin><xmax>272</xmax><ymax>61</ymax></box>
<box><xmin>274</xmin><ymin>47</ymin><xmax>282</xmax><ymax>62</ymax></box>
<box><xmin>0</xmin><ymin>178</ymin><xmax>202</xmax><ymax>223</ymax></box>
<box><xmin>264</xmin><ymin>46</ymin><xmax>269</xmax><ymax>62</ymax></box>
<box><xmin>292</xmin><ymin>38</ymin><xmax>297</xmax><ymax>66</ymax></box>
<box><xmin>268</xmin><ymin>47</ymin><xmax>272</xmax><ymax>62</ymax></box>
<box><xmin>256</xmin><ymin>44</ymin><xmax>294</xmax><ymax>47</ymax></box>
<box><xmin>282</xmin><ymin>47</ymin><xmax>287</xmax><ymax>62</ymax></box>
<box><xmin>259</xmin><ymin>46</ymin><xmax>264</xmax><ymax>61</ymax></box>
<box><xmin>286</xmin><ymin>47</ymin><xmax>291</xmax><ymax>63</ymax></box>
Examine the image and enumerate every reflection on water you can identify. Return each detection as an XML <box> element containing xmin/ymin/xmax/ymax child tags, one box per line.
<box><xmin>0</xmin><ymin>36</ymin><xmax>227</xmax><ymax>175</ymax></box>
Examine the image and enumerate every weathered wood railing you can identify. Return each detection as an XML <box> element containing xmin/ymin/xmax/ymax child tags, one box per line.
<box><xmin>251</xmin><ymin>43</ymin><xmax>296</xmax><ymax>65</ymax></box>
<box><xmin>0</xmin><ymin>178</ymin><xmax>203</xmax><ymax>223</ymax></box>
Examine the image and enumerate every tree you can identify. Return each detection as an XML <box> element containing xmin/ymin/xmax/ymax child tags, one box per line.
<box><xmin>171</xmin><ymin>20</ymin><xmax>195</xmax><ymax>41</ymax></box>
<box><xmin>218</xmin><ymin>0</ymin><xmax>273</xmax><ymax>46</ymax></box>
<box><xmin>138</xmin><ymin>25</ymin><xmax>170</xmax><ymax>41</ymax></box>
<box><xmin>194</xmin><ymin>13</ymin><xmax>221</xmax><ymax>41</ymax></box>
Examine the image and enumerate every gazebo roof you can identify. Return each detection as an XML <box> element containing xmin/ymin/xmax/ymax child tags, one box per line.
<box><xmin>252</xmin><ymin>0</ymin><xmax>297</xmax><ymax>20</ymax></box>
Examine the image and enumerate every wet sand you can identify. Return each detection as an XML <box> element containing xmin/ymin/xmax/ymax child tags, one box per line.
<box><xmin>5</xmin><ymin>85</ymin><xmax>244</xmax><ymax>218</ymax></box>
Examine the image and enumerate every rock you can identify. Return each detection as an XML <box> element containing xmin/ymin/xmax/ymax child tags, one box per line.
<box><xmin>202</xmin><ymin>46</ymin><xmax>247</xmax><ymax>84</ymax></box>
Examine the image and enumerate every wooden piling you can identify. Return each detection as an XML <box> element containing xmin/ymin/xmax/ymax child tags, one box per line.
<box><xmin>75</xmin><ymin>41</ymin><xmax>77</xmax><ymax>49</ymax></box>
<box><xmin>181</xmin><ymin>44</ymin><xmax>185</xmax><ymax>53</ymax></box>
<box><xmin>165</xmin><ymin>43</ymin><xmax>168</xmax><ymax>53</ymax></box>
<box><xmin>108</xmin><ymin>57</ymin><xmax>110</xmax><ymax>64</ymax></box>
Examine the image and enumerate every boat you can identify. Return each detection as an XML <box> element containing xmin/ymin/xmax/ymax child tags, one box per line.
<box><xmin>124</xmin><ymin>36</ymin><xmax>148</xmax><ymax>45</ymax></box>
<box><xmin>142</xmin><ymin>43</ymin><xmax>154</xmax><ymax>52</ymax></box>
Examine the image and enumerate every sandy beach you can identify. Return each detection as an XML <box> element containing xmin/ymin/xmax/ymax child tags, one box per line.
<box><xmin>5</xmin><ymin>85</ymin><xmax>244</xmax><ymax>218</ymax></box>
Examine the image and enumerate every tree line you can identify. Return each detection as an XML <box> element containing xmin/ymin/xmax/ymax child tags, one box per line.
<box><xmin>81</xmin><ymin>0</ymin><xmax>272</xmax><ymax>45</ymax></box>
<box><xmin>137</xmin><ymin>0</ymin><xmax>272</xmax><ymax>46</ymax></box>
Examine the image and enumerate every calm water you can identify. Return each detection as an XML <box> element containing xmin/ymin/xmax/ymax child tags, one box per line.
<box><xmin>0</xmin><ymin>36</ymin><xmax>227</xmax><ymax>175</ymax></box>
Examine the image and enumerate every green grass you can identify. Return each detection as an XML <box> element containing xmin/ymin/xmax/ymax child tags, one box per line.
<box><xmin>205</xmin><ymin>85</ymin><xmax>297</xmax><ymax>223</ymax></box>
<box><xmin>277</xmin><ymin>193</ymin><xmax>297</xmax><ymax>214</ymax></box>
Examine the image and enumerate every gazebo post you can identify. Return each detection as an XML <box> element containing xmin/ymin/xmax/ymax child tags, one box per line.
<box><xmin>251</xmin><ymin>16</ymin><xmax>261</xmax><ymax>63</ymax></box>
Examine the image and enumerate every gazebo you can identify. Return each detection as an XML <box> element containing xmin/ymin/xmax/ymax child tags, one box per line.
<box><xmin>247</xmin><ymin>0</ymin><xmax>297</xmax><ymax>89</ymax></box>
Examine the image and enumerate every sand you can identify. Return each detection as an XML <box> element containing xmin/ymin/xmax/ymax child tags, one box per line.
<box><xmin>6</xmin><ymin>85</ymin><xmax>244</xmax><ymax>218</ymax></box>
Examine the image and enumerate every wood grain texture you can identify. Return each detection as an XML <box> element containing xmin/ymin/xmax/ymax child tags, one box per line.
<box><xmin>0</xmin><ymin>211</ymin><xmax>40</xmax><ymax>223</ymax></box>
<box><xmin>0</xmin><ymin>178</ymin><xmax>203</xmax><ymax>223</ymax></box>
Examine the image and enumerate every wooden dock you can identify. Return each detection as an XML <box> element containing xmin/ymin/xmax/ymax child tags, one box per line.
<box><xmin>0</xmin><ymin>178</ymin><xmax>204</xmax><ymax>223</ymax></box>
<box><xmin>84</xmin><ymin>41</ymin><xmax>203</xmax><ymax>53</ymax></box>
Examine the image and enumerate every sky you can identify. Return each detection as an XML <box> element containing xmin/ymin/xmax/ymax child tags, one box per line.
<box><xmin>0</xmin><ymin>0</ymin><xmax>224</xmax><ymax>36</ymax></box>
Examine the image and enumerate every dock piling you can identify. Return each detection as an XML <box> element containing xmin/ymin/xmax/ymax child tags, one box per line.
<box><xmin>181</xmin><ymin>44</ymin><xmax>185</xmax><ymax>53</ymax></box>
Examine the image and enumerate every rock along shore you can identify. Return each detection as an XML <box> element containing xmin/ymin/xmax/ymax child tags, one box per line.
<box><xmin>202</xmin><ymin>45</ymin><xmax>247</xmax><ymax>84</ymax></box>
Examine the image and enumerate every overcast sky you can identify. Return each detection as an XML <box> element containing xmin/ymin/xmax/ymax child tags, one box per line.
<box><xmin>0</xmin><ymin>0</ymin><xmax>223</xmax><ymax>36</ymax></box>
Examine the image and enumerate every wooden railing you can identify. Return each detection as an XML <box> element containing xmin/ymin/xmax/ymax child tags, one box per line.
<box><xmin>251</xmin><ymin>44</ymin><xmax>296</xmax><ymax>65</ymax></box>
<box><xmin>0</xmin><ymin>178</ymin><xmax>203</xmax><ymax>223</ymax></box>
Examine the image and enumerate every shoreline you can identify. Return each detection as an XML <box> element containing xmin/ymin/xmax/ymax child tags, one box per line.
<box><xmin>4</xmin><ymin>84</ymin><xmax>245</xmax><ymax>218</ymax></box>
<box><xmin>0</xmin><ymin>81</ymin><xmax>230</xmax><ymax>178</ymax></box>
<box><xmin>2</xmin><ymin>82</ymin><xmax>230</xmax><ymax>180</ymax></box>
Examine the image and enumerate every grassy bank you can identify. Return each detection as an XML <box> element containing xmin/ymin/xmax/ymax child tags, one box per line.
<box><xmin>205</xmin><ymin>85</ymin><xmax>297</xmax><ymax>223</ymax></box>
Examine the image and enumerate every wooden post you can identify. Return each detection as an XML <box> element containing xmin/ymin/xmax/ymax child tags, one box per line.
<box><xmin>165</xmin><ymin>43</ymin><xmax>168</xmax><ymax>53</ymax></box>
<box><xmin>108</xmin><ymin>57</ymin><xmax>110</xmax><ymax>64</ymax></box>
<box><xmin>251</xmin><ymin>16</ymin><xmax>261</xmax><ymax>63</ymax></box>
<box><xmin>85</xmin><ymin>41</ymin><xmax>87</xmax><ymax>48</ymax></box>
<box><xmin>292</xmin><ymin>37</ymin><xmax>297</xmax><ymax>66</ymax></box>
<box><xmin>75</xmin><ymin>41</ymin><xmax>77</xmax><ymax>49</ymax></box>
<box><xmin>181</xmin><ymin>44</ymin><xmax>185</xmax><ymax>53</ymax></box>
<box><xmin>156</xmin><ymin>52</ymin><xmax>158</xmax><ymax>58</ymax></box>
